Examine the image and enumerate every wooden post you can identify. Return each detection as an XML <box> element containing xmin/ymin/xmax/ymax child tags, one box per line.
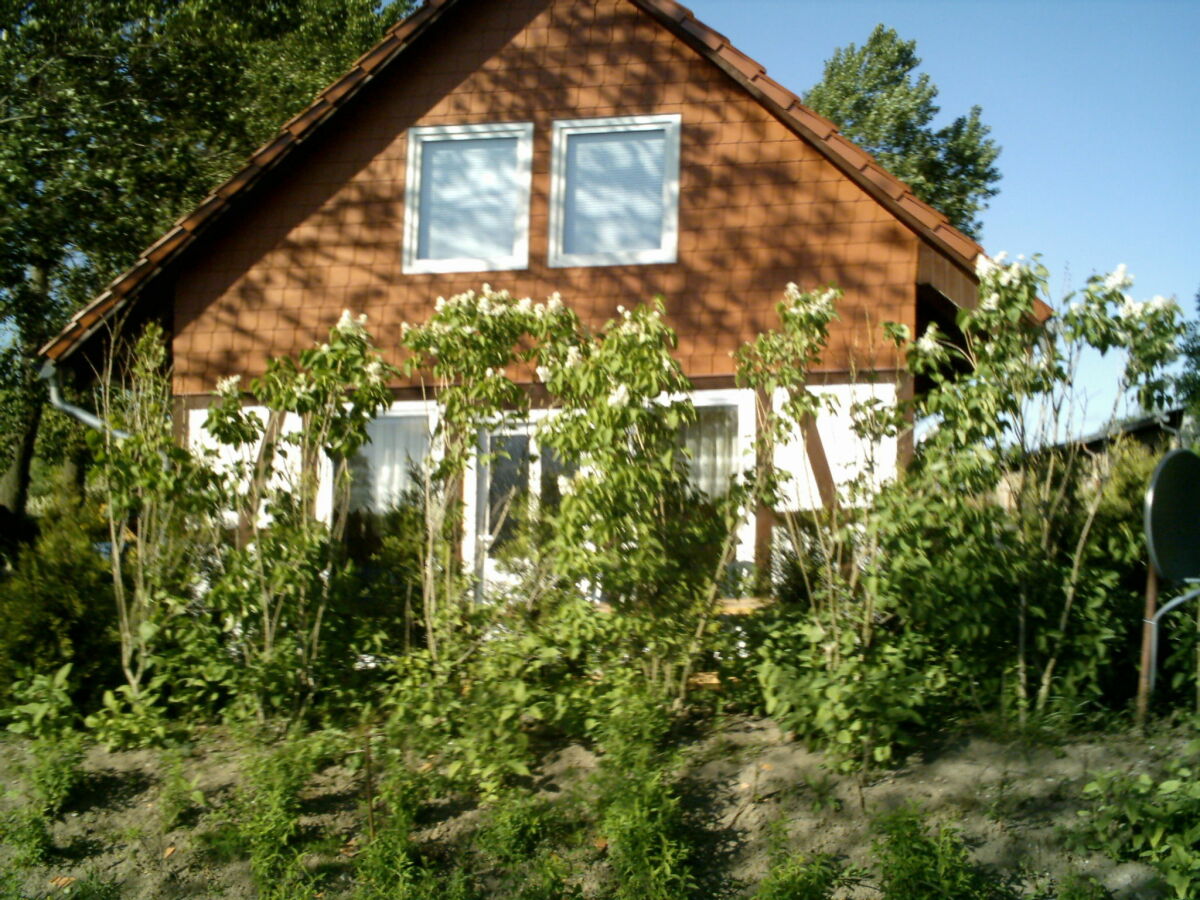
<box><xmin>1136</xmin><ymin>564</ymin><xmax>1159</xmax><ymax>731</ymax></box>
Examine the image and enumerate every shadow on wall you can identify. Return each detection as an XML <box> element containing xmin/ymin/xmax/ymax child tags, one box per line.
<box><xmin>172</xmin><ymin>0</ymin><xmax>913</xmax><ymax>395</ymax></box>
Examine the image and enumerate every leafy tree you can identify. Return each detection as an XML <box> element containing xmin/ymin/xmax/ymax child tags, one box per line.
<box><xmin>1178</xmin><ymin>287</ymin><xmax>1200</xmax><ymax>430</ymax></box>
<box><xmin>0</xmin><ymin>0</ymin><xmax>410</xmax><ymax>522</ymax></box>
<box><xmin>805</xmin><ymin>24</ymin><xmax>1001</xmax><ymax>239</ymax></box>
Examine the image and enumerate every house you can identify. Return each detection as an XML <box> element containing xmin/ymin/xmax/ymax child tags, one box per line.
<box><xmin>39</xmin><ymin>0</ymin><xmax>1007</xmax><ymax>578</ymax></box>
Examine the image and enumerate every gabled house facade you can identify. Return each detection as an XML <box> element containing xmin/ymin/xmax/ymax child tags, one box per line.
<box><xmin>40</xmin><ymin>0</ymin><xmax>1005</xmax><ymax>576</ymax></box>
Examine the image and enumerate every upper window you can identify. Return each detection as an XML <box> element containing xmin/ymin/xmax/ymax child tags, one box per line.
<box><xmin>548</xmin><ymin>114</ymin><xmax>681</xmax><ymax>268</ymax></box>
<box><xmin>403</xmin><ymin>122</ymin><xmax>533</xmax><ymax>274</ymax></box>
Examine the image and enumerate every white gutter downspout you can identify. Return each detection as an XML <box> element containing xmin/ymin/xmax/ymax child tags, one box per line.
<box><xmin>38</xmin><ymin>361</ymin><xmax>131</xmax><ymax>440</ymax></box>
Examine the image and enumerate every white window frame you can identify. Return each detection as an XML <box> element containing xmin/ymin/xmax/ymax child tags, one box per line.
<box><xmin>402</xmin><ymin>121</ymin><xmax>534</xmax><ymax>274</ymax></box>
<box><xmin>547</xmin><ymin>114</ymin><xmax>682</xmax><ymax>268</ymax></box>
<box><xmin>463</xmin><ymin>410</ymin><xmax>567</xmax><ymax>586</ymax></box>
<box><xmin>687</xmin><ymin>389</ymin><xmax>757</xmax><ymax>565</ymax></box>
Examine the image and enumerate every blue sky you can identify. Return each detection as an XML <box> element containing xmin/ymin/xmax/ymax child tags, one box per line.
<box><xmin>686</xmin><ymin>0</ymin><xmax>1199</xmax><ymax>425</ymax></box>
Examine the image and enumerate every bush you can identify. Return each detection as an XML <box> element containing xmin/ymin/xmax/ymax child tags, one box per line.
<box><xmin>594</xmin><ymin>687</ymin><xmax>693</xmax><ymax>900</ymax></box>
<box><xmin>872</xmin><ymin>805</ymin><xmax>1012</xmax><ymax>900</ymax></box>
<box><xmin>755</xmin><ymin>851</ymin><xmax>847</xmax><ymax>900</ymax></box>
<box><xmin>1076</xmin><ymin>744</ymin><xmax>1200</xmax><ymax>899</ymax></box>
<box><xmin>0</xmin><ymin>486</ymin><xmax>116</xmax><ymax>709</ymax></box>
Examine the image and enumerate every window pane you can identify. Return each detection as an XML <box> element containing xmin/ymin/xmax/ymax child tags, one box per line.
<box><xmin>563</xmin><ymin>129</ymin><xmax>666</xmax><ymax>255</ymax></box>
<box><xmin>538</xmin><ymin>445</ymin><xmax>576</xmax><ymax>510</ymax></box>
<box><xmin>681</xmin><ymin>406</ymin><xmax>738</xmax><ymax>497</ymax></box>
<box><xmin>486</xmin><ymin>433</ymin><xmax>530</xmax><ymax>549</ymax></box>
<box><xmin>350</xmin><ymin>416</ymin><xmax>429</xmax><ymax>513</ymax></box>
<box><xmin>419</xmin><ymin>137</ymin><xmax>520</xmax><ymax>261</ymax></box>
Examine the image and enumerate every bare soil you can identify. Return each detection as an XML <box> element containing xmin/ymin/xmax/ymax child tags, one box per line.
<box><xmin>0</xmin><ymin>717</ymin><xmax>1180</xmax><ymax>899</ymax></box>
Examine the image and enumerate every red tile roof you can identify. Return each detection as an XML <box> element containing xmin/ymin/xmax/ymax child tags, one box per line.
<box><xmin>40</xmin><ymin>0</ymin><xmax>1004</xmax><ymax>363</ymax></box>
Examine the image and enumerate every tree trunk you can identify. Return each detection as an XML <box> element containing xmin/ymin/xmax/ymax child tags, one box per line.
<box><xmin>0</xmin><ymin>381</ymin><xmax>43</xmax><ymax>520</ymax></box>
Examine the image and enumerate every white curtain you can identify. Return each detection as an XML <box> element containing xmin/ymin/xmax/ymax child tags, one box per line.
<box><xmin>682</xmin><ymin>405</ymin><xmax>737</xmax><ymax>497</ymax></box>
<box><xmin>350</xmin><ymin>416</ymin><xmax>429</xmax><ymax>513</ymax></box>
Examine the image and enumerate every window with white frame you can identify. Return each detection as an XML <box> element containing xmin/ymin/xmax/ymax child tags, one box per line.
<box><xmin>475</xmin><ymin>425</ymin><xmax>573</xmax><ymax>553</ymax></box>
<box><xmin>349</xmin><ymin>409</ymin><xmax>433</xmax><ymax>514</ymax></box>
<box><xmin>548</xmin><ymin>114</ymin><xmax>681</xmax><ymax>268</ymax></box>
<box><xmin>402</xmin><ymin>122</ymin><xmax>533</xmax><ymax>274</ymax></box>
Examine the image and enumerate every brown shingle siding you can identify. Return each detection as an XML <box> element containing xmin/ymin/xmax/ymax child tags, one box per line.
<box><xmin>47</xmin><ymin>0</ymin><xmax>979</xmax><ymax>383</ymax></box>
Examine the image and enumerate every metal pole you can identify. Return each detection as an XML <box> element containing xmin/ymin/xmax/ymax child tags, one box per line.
<box><xmin>1136</xmin><ymin>565</ymin><xmax>1158</xmax><ymax>730</ymax></box>
<box><xmin>1139</xmin><ymin>580</ymin><xmax>1200</xmax><ymax>726</ymax></box>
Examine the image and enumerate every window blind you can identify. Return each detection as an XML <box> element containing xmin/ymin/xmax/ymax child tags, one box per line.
<box><xmin>563</xmin><ymin>129</ymin><xmax>666</xmax><ymax>256</ymax></box>
<box><xmin>418</xmin><ymin>136</ymin><xmax>520</xmax><ymax>261</ymax></box>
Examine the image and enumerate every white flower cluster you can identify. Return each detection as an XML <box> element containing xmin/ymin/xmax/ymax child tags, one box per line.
<box><xmin>429</xmin><ymin>286</ymin><xmax>564</xmax><ymax>322</ymax></box>
<box><xmin>613</xmin><ymin>304</ymin><xmax>665</xmax><ymax>344</ymax></box>
<box><xmin>1120</xmin><ymin>294</ymin><xmax>1176</xmax><ymax>321</ymax></box>
<box><xmin>783</xmin><ymin>283</ymin><xmax>837</xmax><ymax>320</ymax></box>
<box><xmin>335</xmin><ymin>309</ymin><xmax>368</xmax><ymax>337</ymax></box>
<box><xmin>215</xmin><ymin>374</ymin><xmax>241</xmax><ymax>397</ymax></box>
<box><xmin>607</xmin><ymin>383</ymin><xmax>630</xmax><ymax>407</ymax></box>
<box><xmin>915</xmin><ymin>323</ymin><xmax>942</xmax><ymax>356</ymax></box>
<box><xmin>975</xmin><ymin>251</ymin><xmax>1027</xmax><ymax>291</ymax></box>
<box><xmin>1103</xmin><ymin>263</ymin><xmax>1133</xmax><ymax>292</ymax></box>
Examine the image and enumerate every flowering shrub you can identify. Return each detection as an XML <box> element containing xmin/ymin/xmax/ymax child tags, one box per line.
<box><xmin>203</xmin><ymin>310</ymin><xmax>396</xmax><ymax>721</ymax></box>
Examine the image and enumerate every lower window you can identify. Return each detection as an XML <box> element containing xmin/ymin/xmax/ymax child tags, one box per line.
<box><xmin>349</xmin><ymin>414</ymin><xmax>431</xmax><ymax>513</ymax></box>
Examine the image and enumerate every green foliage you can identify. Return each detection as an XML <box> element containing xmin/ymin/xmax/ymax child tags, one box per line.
<box><xmin>205</xmin><ymin>313</ymin><xmax>397</xmax><ymax>723</ymax></box>
<box><xmin>757</xmin><ymin>611</ymin><xmax>946</xmax><ymax>770</ymax></box>
<box><xmin>157</xmin><ymin>749</ymin><xmax>206</xmax><ymax>833</ymax></box>
<box><xmin>477</xmin><ymin>794</ymin><xmax>563</xmax><ymax>865</ymax></box>
<box><xmin>1076</xmin><ymin>745</ymin><xmax>1200</xmax><ymax>899</ymax></box>
<box><xmin>594</xmin><ymin>687</ymin><xmax>694</xmax><ymax>900</ymax></box>
<box><xmin>0</xmin><ymin>0</ymin><xmax>411</xmax><ymax>518</ymax></box>
<box><xmin>1054</xmin><ymin>872</ymin><xmax>1113</xmax><ymax>900</ymax></box>
<box><xmin>754</xmin><ymin>851</ymin><xmax>847</xmax><ymax>900</ymax></box>
<box><xmin>0</xmin><ymin>491</ymin><xmax>116</xmax><ymax>708</ymax></box>
<box><xmin>3</xmin><ymin>663</ymin><xmax>77</xmax><ymax>740</ymax></box>
<box><xmin>353</xmin><ymin>769</ymin><xmax>423</xmax><ymax>899</ymax></box>
<box><xmin>805</xmin><ymin>24</ymin><xmax>1000</xmax><ymax>237</ymax></box>
<box><xmin>872</xmin><ymin>805</ymin><xmax>1011</xmax><ymax>899</ymax></box>
<box><xmin>83</xmin><ymin>682</ymin><xmax>171</xmax><ymax>750</ymax></box>
<box><xmin>1179</xmin><ymin>289</ymin><xmax>1200</xmax><ymax>426</ymax></box>
<box><xmin>25</xmin><ymin>733</ymin><xmax>85</xmax><ymax>818</ymax></box>
<box><xmin>0</xmin><ymin>804</ymin><xmax>52</xmax><ymax>870</ymax></box>
<box><xmin>230</xmin><ymin>737</ymin><xmax>320</xmax><ymax>898</ymax></box>
<box><xmin>92</xmin><ymin>322</ymin><xmax>220</xmax><ymax>723</ymax></box>
<box><xmin>63</xmin><ymin>875</ymin><xmax>122</xmax><ymax>900</ymax></box>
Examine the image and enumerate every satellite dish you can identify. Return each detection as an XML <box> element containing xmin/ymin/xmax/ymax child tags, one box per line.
<box><xmin>1145</xmin><ymin>449</ymin><xmax>1200</xmax><ymax>581</ymax></box>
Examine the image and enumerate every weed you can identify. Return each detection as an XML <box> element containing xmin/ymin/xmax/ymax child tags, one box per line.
<box><xmin>157</xmin><ymin>749</ymin><xmax>205</xmax><ymax>832</ymax></box>
<box><xmin>512</xmin><ymin>851</ymin><xmax>582</xmax><ymax>900</ymax></box>
<box><xmin>476</xmin><ymin>793</ymin><xmax>563</xmax><ymax>864</ymax></box>
<box><xmin>353</xmin><ymin>769</ymin><xmax>423</xmax><ymax>899</ymax></box>
<box><xmin>802</xmin><ymin>770</ymin><xmax>843</xmax><ymax>814</ymax></box>
<box><xmin>231</xmin><ymin>737</ymin><xmax>319</xmax><ymax>899</ymax></box>
<box><xmin>197</xmin><ymin>820</ymin><xmax>244</xmax><ymax>863</ymax></box>
<box><xmin>1076</xmin><ymin>745</ymin><xmax>1200</xmax><ymax>899</ymax></box>
<box><xmin>61</xmin><ymin>874</ymin><xmax>122</xmax><ymax>899</ymax></box>
<box><xmin>755</xmin><ymin>851</ymin><xmax>847</xmax><ymax>900</ymax></box>
<box><xmin>1054</xmin><ymin>871</ymin><xmax>1113</xmax><ymax>900</ymax></box>
<box><xmin>872</xmin><ymin>804</ymin><xmax>1012</xmax><ymax>900</ymax></box>
<box><xmin>26</xmin><ymin>731</ymin><xmax>85</xmax><ymax>816</ymax></box>
<box><xmin>595</xmin><ymin>688</ymin><xmax>693</xmax><ymax>900</ymax></box>
<box><xmin>0</xmin><ymin>804</ymin><xmax>52</xmax><ymax>869</ymax></box>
